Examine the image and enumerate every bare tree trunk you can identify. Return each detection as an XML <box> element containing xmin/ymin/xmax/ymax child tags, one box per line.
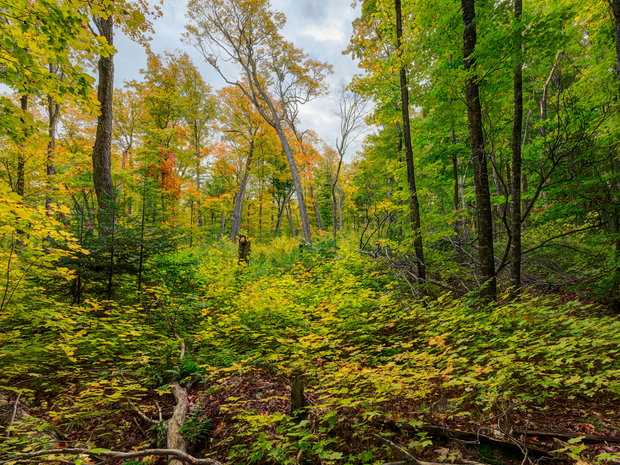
<box><xmin>219</xmin><ymin>210</ymin><xmax>225</xmax><ymax>239</ymax></box>
<box><xmin>276</xmin><ymin>189</ymin><xmax>293</xmax><ymax>234</ymax></box>
<box><xmin>331</xmin><ymin>182</ymin><xmax>339</xmax><ymax>239</ymax></box>
<box><xmin>311</xmin><ymin>185</ymin><xmax>323</xmax><ymax>230</ymax></box>
<box><xmin>395</xmin><ymin>0</ymin><xmax>426</xmax><ymax>282</ymax></box>
<box><xmin>46</xmin><ymin>93</ymin><xmax>61</xmax><ymax>216</ymax></box>
<box><xmin>229</xmin><ymin>141</ymin><xmax>254</xmax><ymax>241</ymax></box>
<box><xmin>461</xmin><ymin>0</ymin><xmax>497</xmax><ymax>300</ymax></box>
<box><xmin>194</xmin><ymin>123</ymin><xmax>203</xmax><ymax>228</ymax></box>
<box><xmin>166</xmin><ymin>382</ymin><xmax>189</xmax><ymax>465</ymax></box>
<box><xmin>92</xmin><ymin>15</ymin><xmax>116</xmax><ymax>233</ymax></box>
<box><xmin>607</xmin><ymin>0</ymin><xmax>620</xmax><ymax>310</ymax></box>
<box><xmin>273</xmin><ymin>123</ymin><xmax>312</xmax><ymax>242</ymax></box>
<box><xmin>510</xmin><ymin>0</ymin><xmax>523</xmax><ymax>295</ymax></box>
<box><xmin>286</xmin><ymin>200</ymin><xmax>295</xmax><ymax>236</ymax></box>
<box><xmin>16</xmin><ymin>95</ymin><xmax>27</xmax><ymax>197</ymax></box>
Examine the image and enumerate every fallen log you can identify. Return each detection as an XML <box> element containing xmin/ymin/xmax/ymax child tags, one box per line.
<box><xmin>0</xmin><ymin>447</ymin><xmax>223</xmax><ymax>465</ymax></box>
<box><xmin>512</xmin><ymin>429</ymin><xmax>620</xmax><ymax>444</ymax></box>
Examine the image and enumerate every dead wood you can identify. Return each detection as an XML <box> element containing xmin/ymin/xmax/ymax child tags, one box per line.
<box><xmin>511</xmin><ymin>428</ymin><xmax>620</xmax><ymax>444</ymax></box>
<box><xmin>0</xmin><ymin>447</ymin><xmax>223</xmax><ymax>465</ymax></box>
<box><xmin>167</xmin><ymin>381</ymin><xmax>190</xmax><ymax>465</ymax></box>
<box><xmin>371</xmin><ymin>432</ymin><xmax>488</xmax><ymax>465</ymax></box>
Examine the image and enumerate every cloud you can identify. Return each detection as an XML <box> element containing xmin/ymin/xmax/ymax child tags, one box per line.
<box><xmin>274</xmin><ymin>0</ymin><xmax>329</xmax><ymax>25</ymax></box>
<box><xmin>301</xmin><ymin>25</ymin><xmax>346</xmax><ymax>43</ymax></box>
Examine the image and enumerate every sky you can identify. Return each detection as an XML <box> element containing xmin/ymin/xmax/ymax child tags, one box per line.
<box><xmin>114</xmin><ymin>0</ymin><xmax>365</xmax><ymax>159</ymax></box>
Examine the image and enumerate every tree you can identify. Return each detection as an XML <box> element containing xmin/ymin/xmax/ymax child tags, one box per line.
<box><xmin>460</xmin><ymin>0</ymin><xmax>496</xmax><ymax>300</ymax></box>
<box><xmin>88</xmin><ymin>1</ymin><xmax>161</xmax><ymax>232</ymax></box>
<box><xmin>395</xmin><ymin>0</ymin><xmax>426</xmax><ymax>282</ymax></box>
<box><xmin>509</xmin><ymin>0</ymin><xmax>523</xmax><ymax>294</ymax></box>
<box><xmin>331</xmin><ymin>80</ymin><xmax>369</xmax><ymax>239</ymax></box>
<box><xmin>184</xmin><ymin>0</ymin><xmax>333</xmax><ymax>243</ymax></box>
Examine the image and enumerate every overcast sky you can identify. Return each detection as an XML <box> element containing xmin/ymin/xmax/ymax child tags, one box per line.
<box><xmin>114</xmin><ymin>0</ymin><xmax>365</xmax><ymax>159</ymax></box>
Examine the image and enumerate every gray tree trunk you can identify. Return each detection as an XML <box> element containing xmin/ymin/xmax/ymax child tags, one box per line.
<box><xmin>510</xmin><ymin>0</ymin><xmax>523</xmax><ymax>295</ymax></box>
<box><xmin>92</xmin><ymin>15</ymin><xmax>116</xmax><ymax>232</ymax></box>
<box><xmin>395</xmin><ymin>0</ymin><xmax>426</xmax><ymax>282</ymax></box>
<box><xmin>461</xmin><ymin>0</ymin><xmax>497</xmax><ymax>300</ymax></box>
<box><xmin>229</xmin><ymin>141</ymin><xmax>254</xmax><ymax>241</ymax></box>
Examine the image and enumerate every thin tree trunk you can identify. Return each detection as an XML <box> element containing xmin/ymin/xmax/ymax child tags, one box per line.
<box><xmin>46</xmin><ymin>93</ymin><xmax>61</xmax><ymax>216</ymax></box>
<box><xmin>607</xmin><ymin>0</ymin><xmax>620</xmax><ymax>309</ymax></box>
<box><xmin>395</xmin><ymin>0</ymin><xmax>426</xmax><ymax>282</ymax></box>
<box><xmin>510</xmin><ymin>0</ymin><xmax>523</xmax><ymax>295</ymax></box>
<box><xmin>229</xmin><ymin>141</ymin><xmax>254</xmax><ymax>241</ymax></box>
<box><xmin>195</xmin><ymin>123</ymin><xmax>203</xmax><ymax>228</ymax></box>
<box><xmin>461</xmin><ymin>0</ymin><xmax>497</xmax><ymax>300</ymax></box>
<box><xmin>219</xmin><ymin>210</ymin><xmax>225</xmax><ymax>239</ymax></box>
<box><xmin>331</xmin><ymin>182</ymin><xmax>339</xmax><ymax>240</ymax></box>
<box><xmin>311</xmin><ymin>185</ymin><xmax>323</xmax><ymax>230</ymax></box>
<box><xmin>92</xmin><ymin>15</ymin><xmax>115</xmax><ymax>232</ymax></box>
<box><xmin>286</xmin><ymin>200</ymin><xmax>295</xmax><ymax>236</ymax></box>
<box><xmin>16</xmin><ymin>95</ymin><xmax>27</xmax><ymax>197</ymax></box>
<box><xmin>273</xmin><ymin>123</ymin><xmax>312</xmax><ymax>242</ymax></box>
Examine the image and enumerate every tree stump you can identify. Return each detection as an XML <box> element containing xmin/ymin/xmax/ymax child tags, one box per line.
<box><xmin>290</xmin><ymin>379</ymin><xmax>308</xmax><ymax>421</ymax></box>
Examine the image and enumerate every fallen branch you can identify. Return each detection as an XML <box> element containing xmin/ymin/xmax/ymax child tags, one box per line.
<box><xmin>6</xmin><ymin>391</ymin><xmax>22</xmax><ymax>438</ymax></box>
<box><xmin>512</xmin><ymin>428</ymin><xmax>620</xmax><ymax>444</ymax></box>
<box><xmin>0</xmin><ymin>447</ymin><xmax>223</xmax><ymax>465</ymax></box>
<box><xmin>371</xmin><ymin>432</ymin><xmax>487</xmax><ymax>465</ymax></box>
<box><xmin>126</xmin><ymin>397</ymin><xmax>158</xmax><ymax>425</ymax></box>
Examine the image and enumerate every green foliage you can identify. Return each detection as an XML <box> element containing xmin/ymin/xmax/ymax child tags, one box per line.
<box><xmin>181</xmin><ymin>403</ymin><xmax>212</xmax><ymax>444</ymax></box>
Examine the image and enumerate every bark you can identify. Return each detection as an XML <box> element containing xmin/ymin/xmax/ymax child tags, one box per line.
<box><xmin>194</xmin><ymin>123</ymin><xmax>203</xmax><ymax>228</ymax></box>
<box><xmin>609</xmin><ymin>0</ymin><xmax>620</xmax><ymax>309</ymax></box>
<box><xmin>229</xmin><ymin>141</ymin><xmax>254</xmax><ymax>241</ymax></box>
<box><xmin>311</xmin><ymin>185</ymin><xmax>323</xmax><ymax>230</ymax></box>
<box><xmin>395</xmin><ymin>0</ymin><xmax>426</xmax><ymax>282</ymax></box>
<box><xmin>461</xmin><ymin>0</ymin><xmax>497</xmax><ymax>300</ymax></box>
<box><xmin>286</xmin><ymin>200</ymin><xmax>295</xmax><ymax>236</ymax></box>
<box><xmin>330</xmin><ymin>161</ymin><xmax>343</xmax><ymax>240</ymax></box>
<box><xmin>510</xmin><ymin>0</ymin><xmax>523</xmax><ymax>294</ymax></box>
<box><xmin>92</xmin><ymin>15</ymin><xmax>116</xmax><ymax>232</ymax></box>
<box><xmin>46</xmin><ymin>94</ymin><xmax>61</xmax><ymax>216</ymax></box>
<box><xmin>273</xmin><ymin>123</ymin><xmax>311</xmax><ymax>242</ymax></box>
<box><xmin>219</xmin><ymin>210</ymin><xmax>225</xmax><ymax>239</ymax></box>
<box><xmin>166</xmin><ymin>382</ymin><xmax>189</xmax><ymax>465</ymax></box>
<box><xmin>16</xmin><ymin>95</ymin><xmax>27</xmax><ymax>197</ymax></box>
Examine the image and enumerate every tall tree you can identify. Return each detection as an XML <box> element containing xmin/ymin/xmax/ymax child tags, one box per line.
<box><xmin>509</xmin><ymin>0</ymin><xmax>523</xmax><ymax>294</ymax></box>
<box><xmin>395</xmin><ymin>0</ymin><xmax>426</xmax><ymax>282</ymax></box>
<box><xmin>331</xmin><ymin>80</ymin><xmax>369</xmax><ymax>239</ymax></box>
<box><xmin>460</xmin><ymin>0</ymin><xmax>496</xmax><ymax>300</ymax></box>
<box><xmin>91</xmin><ymin>13</ymin><xmax>116</xmax><ymax>230</ymax></box>
<box><xmin>185</xmin><ymin>0</ymin><xmax>333</xmax><ymax>243</ymax></box>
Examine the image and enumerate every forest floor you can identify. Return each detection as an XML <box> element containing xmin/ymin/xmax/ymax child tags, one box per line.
<box><xmin>2</xmin><ymin>241</ymin><xmax>620</xmax><ymax>465</ymax></box>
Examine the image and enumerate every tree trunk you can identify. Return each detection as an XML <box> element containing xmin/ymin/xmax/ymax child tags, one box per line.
<box><xmin>510</xmin><ymin>0</ymin><xmax>523</xmax><ymax>295</ymax></box>
<box><xmin>16</xmin><ymin>95</ymin><xmax>27</xmax><ymax>197</ymax></box>
<box><xmin>92</xmin><ymin>15</ymin><xmax>116</xmax><ymax>232</ymax></box>
<box><xmin>395</xmin><ymin>0</ymin><xmax>426</xmax><ymax>282</ymax></box>
<box><xmin>461</xmin><ymin>0</ymin><xmax>497</xmax><ymax>300</ymax></box>
<box><xmin>46</xmin><ymin>94</ymin><xmax>61</xmax><ymax>216</ymax></box>
<box><xmin>219</xmin><ymin>210</ymin><xmax>225</xmax><ymax>239</ymax></box>
<box><xmin>311</xmin><ymin>185</ymin><xmax>323</xmax><ymax>230</ymax></box>
<box><xmin>167</xmin><ymin>382</ymin><xmax>189</xmax><ymax>465</ymax></box>
<box><xmin>331</xmin><ymin>182</ymin><xmax>339</xmax><ymax>239</ymax></box>
<box><xmin>286</xmin><ymin>201</ymin><xmax>295</xmax><ymax>236</ymax></box>
<box><xmin>273</xmin><ymin>123</ymin><xmax>312</xmax><ymax>242</ymax></box>
<box><xmin>608</xmin><ymin>0</ymin><xmax>620</xmax><ymax>309</ymax></box>
<box><xmin>229</xmin><ymin>141</ymin><xmax>254</xmax><ymax>241</ymax></box>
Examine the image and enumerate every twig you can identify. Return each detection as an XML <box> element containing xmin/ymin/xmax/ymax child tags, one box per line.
<box><xmin>0</xmin><ymin>447</ymin><xmax>223</xmax><ymax>465</ymax></box>
<box><xmin>126</xmin><ymin>398</ymin><xmax>158</xmax><ymax>425</ymax></box>
<box><xmin>156</xmin><ymin>401</ymin><xmax>163</xmax><ymax>422</ymax></box>
<box><xmin>6</xmin><ymin>391</ymin><xmax>22</xmax><ymax>438</ymax></box>
<box><xmin>370</xmin><ymin>432</ymin><xmax>416</xmax><ymax>463</ymax></box>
